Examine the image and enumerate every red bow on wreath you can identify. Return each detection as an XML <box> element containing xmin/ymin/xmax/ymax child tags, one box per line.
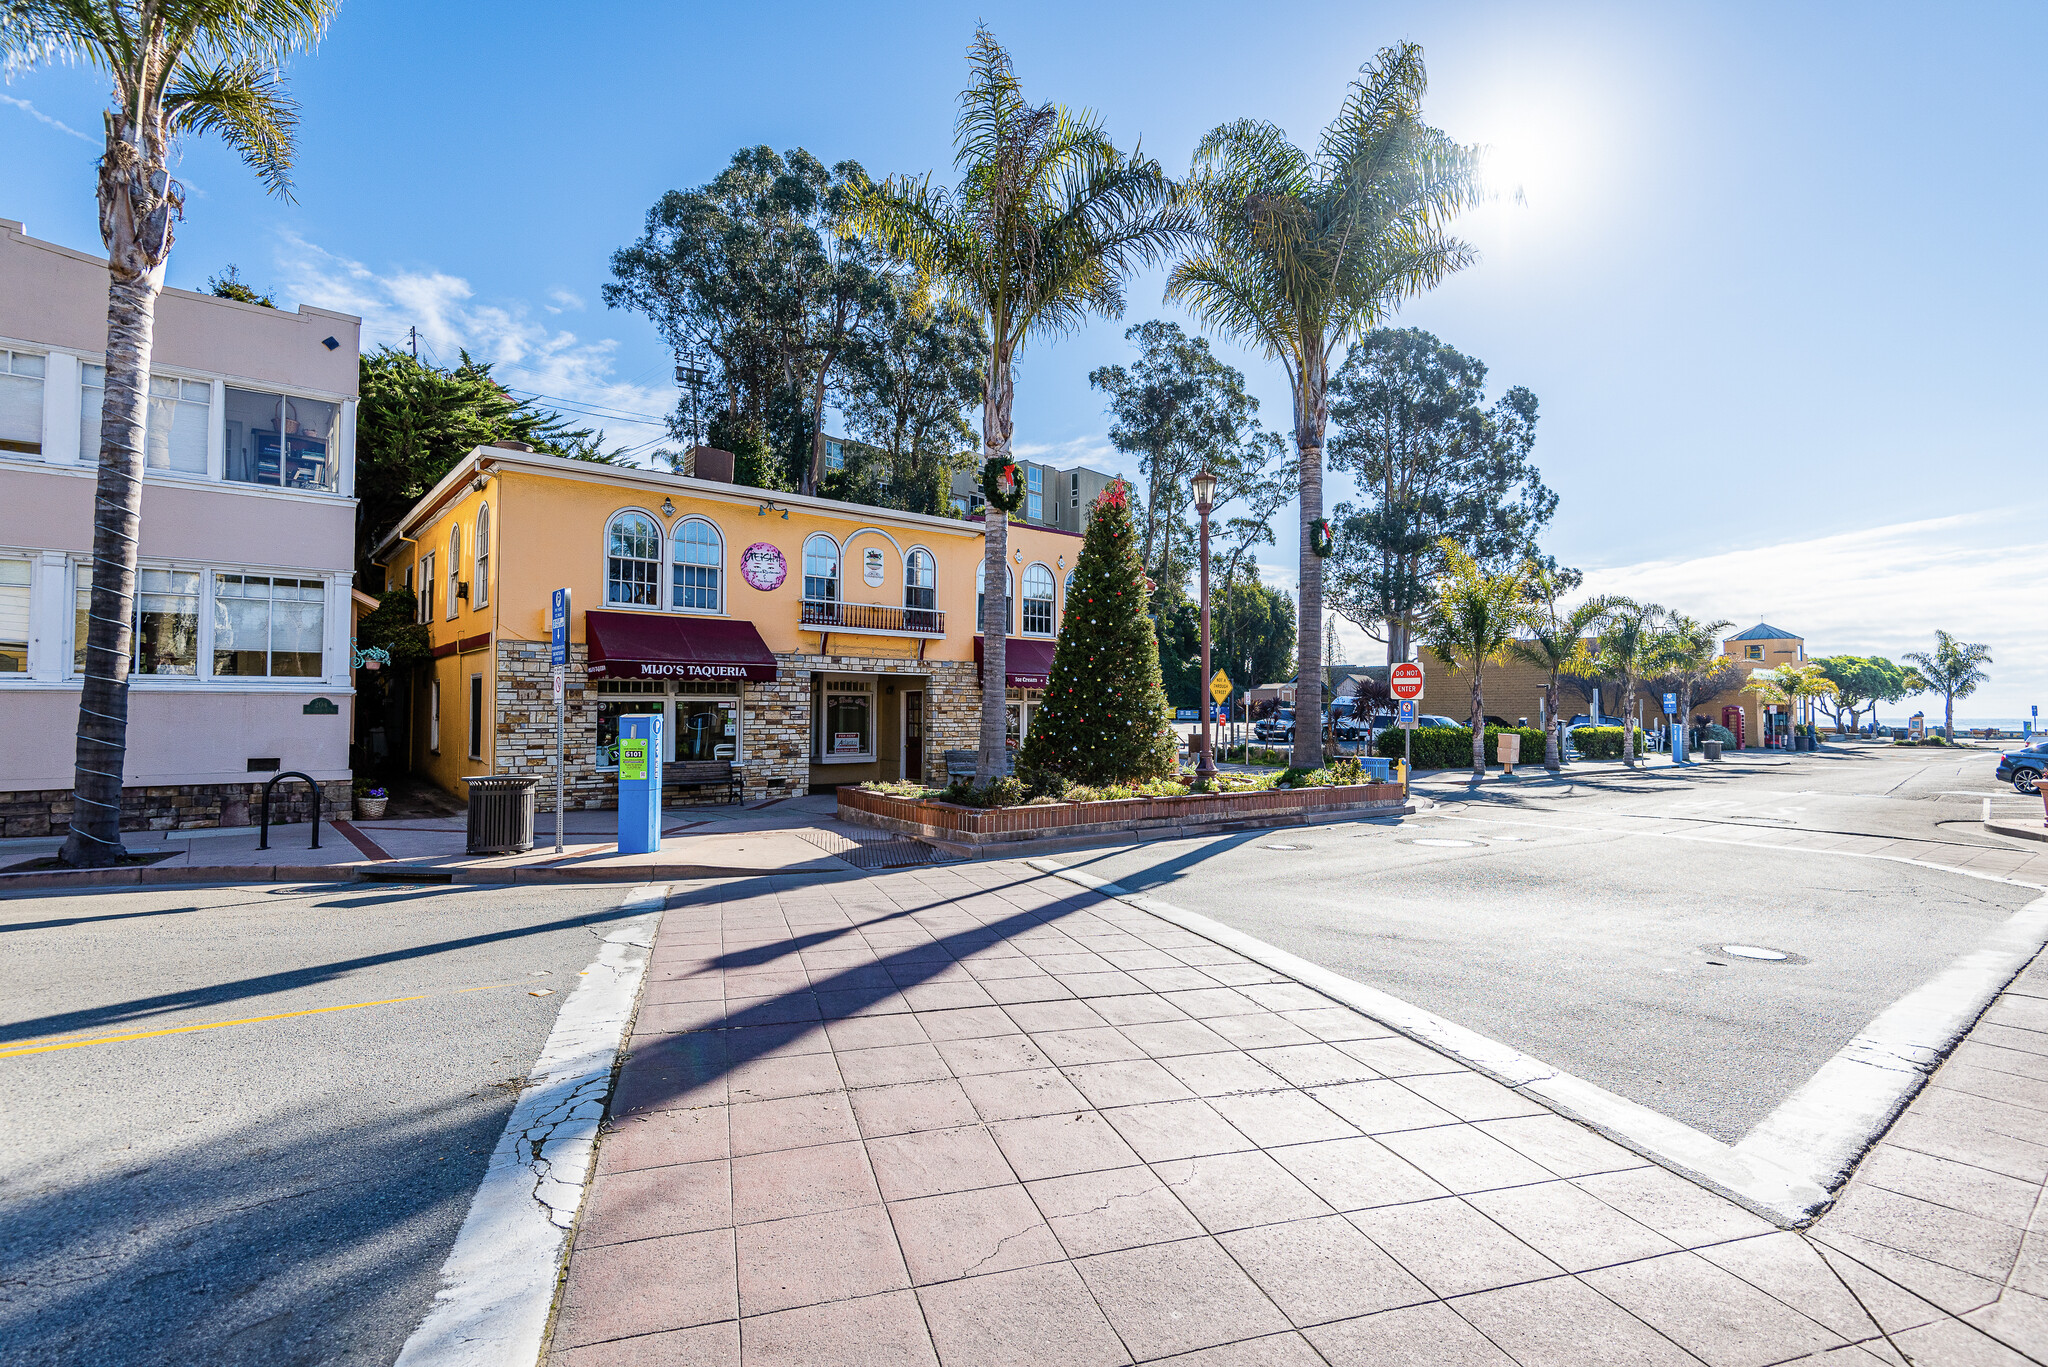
<box><xmin>1309</xmin><ymin>519</ymin><xmax>1335</xmax><ymax>558</ymax></box>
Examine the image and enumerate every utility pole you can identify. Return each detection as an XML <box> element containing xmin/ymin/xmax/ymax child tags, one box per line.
<box><xmin>406</xmin><ymin>325</ymin><xmax>420</xmax><ymax>361</ymax></box>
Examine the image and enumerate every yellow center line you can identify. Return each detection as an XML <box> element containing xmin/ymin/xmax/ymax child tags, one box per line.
<box><xmin>0</xmin><ymin>980</ymin><xmax>526</xmax><ymax>1059</ymax></box>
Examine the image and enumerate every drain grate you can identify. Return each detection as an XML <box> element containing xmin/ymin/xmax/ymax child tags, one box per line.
<box><xmin>1699</xmin><ymin>942</ymin><xmax>1807</xmax><ymax>964</ymax></box>
<box><xmin>833</xmin><ymin>839</ymin><xmax>950</xmax><ymax>869</ymax></box>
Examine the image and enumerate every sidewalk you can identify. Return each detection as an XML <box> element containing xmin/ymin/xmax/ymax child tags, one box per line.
<box><xmin>0</xmin><ymin>795</ymin><xmax>935</xmax><ymax>885</ymax></box>
<box><xmin>544</xmin><ymin>860</ymin><xmax>2048</xmax><ymax>1366</ymax></box>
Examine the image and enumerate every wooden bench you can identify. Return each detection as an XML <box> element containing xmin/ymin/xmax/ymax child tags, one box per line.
<box><xmin>945</xmin><ymin>749</ymin><xmax>1014</xmax><ymax>782</ymax></box>
<box><xmin>667</xmin><ymin>760</ymin><xmax>740</xmax><ymax>805</ymax></box>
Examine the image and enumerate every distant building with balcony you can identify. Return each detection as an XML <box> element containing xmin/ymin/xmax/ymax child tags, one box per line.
<box><xmin>0</xmin><ymin>219</ymin><xmax>361</xmax><ymax>835</ymax></box>
<box><xmin>949</xmin><ymin>457</ymin><xmax>1117</xmax><ymax>533</ymax></box>
<box><xmin>371</xmin><ymin>444</ymin><xmax>1085</xmax><ymax>802</ymax></box>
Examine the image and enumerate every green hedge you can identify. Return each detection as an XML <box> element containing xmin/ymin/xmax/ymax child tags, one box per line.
<box><xmin>1374</xmin><ymin>726</ymin><xmax>1547</xmax><ymax>770</ymax></box>
<box><xmin>1569</xmin><ymin>726</ymin><xmax>1649</xmax><ymax>760</ymax></box>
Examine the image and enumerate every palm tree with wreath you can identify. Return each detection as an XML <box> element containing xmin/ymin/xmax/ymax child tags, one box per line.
<box><xmin>853</xmin><ymin>27</ymin><xmax>1188</xmax><ymax>780</ymax></box>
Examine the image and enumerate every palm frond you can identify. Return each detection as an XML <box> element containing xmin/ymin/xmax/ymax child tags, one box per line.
<box><xmin>165</xmin><ymin>53</ymin><xmax>298</xmax><ymax>195</ymax></box>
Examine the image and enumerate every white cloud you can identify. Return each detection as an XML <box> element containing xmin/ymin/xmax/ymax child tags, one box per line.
<box><xmin>1</xmin><ymin>93</ymin><xmax>91</xmax><ymax>143</ymax></box>
<box><xmin>1581</xmin><ymin>507</ymin><xmax>2046</xmax><ymax>719</ymax></box>
<box><xmin>545</xmin><ymin>287</ymin><xmax>585</xmax><ymax>314</ymax></box>
<box><xmin>272</xmin><ymin>232</ymin><xmax>673</xmax><ymax>458</ymax></box>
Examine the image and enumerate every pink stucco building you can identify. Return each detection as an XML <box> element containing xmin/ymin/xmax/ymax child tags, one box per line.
<box><xmin>0</xmin><ymin>219</ymin><xmax>362</xmax><ymax>834</ymax></box>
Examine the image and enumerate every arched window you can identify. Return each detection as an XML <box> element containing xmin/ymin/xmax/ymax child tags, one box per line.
<box><xmin>606</xmin><ymin>511</ymin><xmax>661</xmax><ymax>606</ymax></box>
<box><xmin>1022</xmin><ymin>563</ymin><xmax>1055</xmax><ymax>635</ymax></box>
<box><xmin>803</xmin><ymin>534</ymin><xmax>841</xmax><ymax>604</ymax></box>
<box><xmin>447</xmin><ymin>524</ymin><xmax>461</xmax><ymax>619</ymax></box>
<box><xmin>977</xmin><ymin>562</ymin><xmax>1014</xmax><ymax>635</ymax></box>
<box><xmin>473</xmin><ymin>504</ymin><xmax>490</xmax><ymax>608</ymax></box>
<box><xmin>904</xmin><ymin>548</ymin><xmax>936</xmax><ymax>630</ymax></box>
<box><xmin>672</xmin><ymin>518</ymin><xmax>722</xmax><ymax>612</ymax></box>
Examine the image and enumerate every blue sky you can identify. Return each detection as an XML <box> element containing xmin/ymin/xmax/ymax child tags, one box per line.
<box><xmin>5</xmin><ymin>1</ymin><xmax>2043</xmax><ymax>715</ymax></box>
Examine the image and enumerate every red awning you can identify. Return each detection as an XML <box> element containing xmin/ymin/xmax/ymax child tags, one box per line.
<box><xmin>974</xmin><ymin>636</ymin><xmax>1057</xmax><ymax>690</ymax></box>
<box><xmin>585</xmin><ymin>610</ymin><xmax>779</xmax><ymax>682</ymax></box>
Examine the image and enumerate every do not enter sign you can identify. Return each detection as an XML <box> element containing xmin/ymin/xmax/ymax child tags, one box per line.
<box><xmin>1390</xmin><ymin>661</ymin><xmax>1425</xmax><ymax>701</ymax></box>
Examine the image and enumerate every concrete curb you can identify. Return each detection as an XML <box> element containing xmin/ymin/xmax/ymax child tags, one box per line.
<box><xmin>932</xmin><ymin>805</ymin><xmax>1420</xmax><ymax>862</ymax></box>
<box><xmin>1986</xmin><ymin>817</ymin><xmax>2048</xmax><ymax>844</ymax></box>
<box><xmin>0</xmin><ymin>860</ymin><xmax>859</xmax><ymax>893</ymax></box>
<box><xmin>393</xmin><ymin>887</ymin><xmax>667</xmax><ymax>1367</ymax></box>
<box><xmin>1024</xmin><ymin>860</ymin><xmax>1830</xmax><ymax>1227</ymax></box>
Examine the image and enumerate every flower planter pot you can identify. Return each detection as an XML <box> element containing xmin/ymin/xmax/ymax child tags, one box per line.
<box><xmin>355</xmin><ymin>797</ymin><xmax>388</xmax><ymax>820</ymax></box>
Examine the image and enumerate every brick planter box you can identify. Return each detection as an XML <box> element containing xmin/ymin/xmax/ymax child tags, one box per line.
<box><xmin>838</xmin><ymin>782</ymin><xmax>1409</xmax><ymax>850</ymax></box>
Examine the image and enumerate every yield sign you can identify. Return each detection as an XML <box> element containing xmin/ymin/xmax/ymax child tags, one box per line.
<box><xmin>1390</xmin><ymin>661</ymin><xmax>1425</xmax><ymax>701</ymax></box>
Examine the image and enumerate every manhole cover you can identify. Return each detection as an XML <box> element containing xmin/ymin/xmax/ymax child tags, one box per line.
<box><xmin>1407</xmin><ymin>838</ymin><xmax>1479</xmax><ymax>848</ymax></box>
<box><xmin>1697</xmin><ymin>942</ymin><xmax>1808</xmax><ymax>964</ymax></box>
<box><xmin>1262</xmin><ymin>843</ymin><xmax>1311</xmax><ymax>851</ymax></box>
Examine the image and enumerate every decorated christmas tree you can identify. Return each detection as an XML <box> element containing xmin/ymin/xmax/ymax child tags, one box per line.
<box><xmin>1018</xmin><ymin>481</ymin><xmax>1179</xmax><ymax>786</ymax></box>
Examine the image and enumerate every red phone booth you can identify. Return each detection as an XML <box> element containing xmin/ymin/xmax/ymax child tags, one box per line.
<box><xmin>1722</xmin><ymin>705</ymin><xmax>1746</xmax><ymax>749</ymax></box>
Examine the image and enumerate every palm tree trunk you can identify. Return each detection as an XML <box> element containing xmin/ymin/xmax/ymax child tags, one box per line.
<box><xmin>1544</xmin><ymin>675</ymin><xmax>1561</xmax><ymax>771</ymax></box>
<box><xmin>1621</xmin><ymin>680</ymin><xmax>1638</xmax><ymax>767</ymax></box>
<box><xmin>978</xmin><ymin>351</ymin><xmax>1014</xmax><ymax>780</ymax></box>
<box><xmin>1292</xmin><ymin>370</ymin><xmax>1326</xmax><ymax>770</ymax></box>
<box><xmin>60</xmin><ymin>250</ymin><xmax>162</xmax><ymax>865</ymax></box>
<box><xmin>1469</xmin><ymin>667</ymin><xmax>1484</xmax><ymax>780</ymax></box>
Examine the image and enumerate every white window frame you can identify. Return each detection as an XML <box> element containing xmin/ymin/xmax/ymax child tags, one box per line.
<box><xmin>429</xmin><ymin>678</ymin><xmax>441</xmax><ymax>753</ymax></box>
<box><xmin>978</xmin><ymin>563</ymin><xmax>1014</xmax><ymax>636</ymax></box>
<box><xmin>605</xmin><ymin>509</ymin><xmax>663</xmax><ymax>608</ymax></box>
<box><xmin>592</xmin><ymin>679</ymin><xmax>744</xmax><ymax>770</ymax></box>
<box><xmin>473</xmin><ymin>504</ymin><xmax>490</xmax><ymax>609</ymax></box>
<box><xmin>56</xmin><ymin>556</ymin><xmax>338</xmax><ymax>687</ymax></box>
<box><xmin>815</xmin><ymin>675</ymin><xmax>876</xmax><ymax>763</ymax></box>
<box><xmin>417</xmin><ymin>552</ymin><xmax>436</xmax><ymax>623</ymax></box>
<box><xmin>903</xmin><ymin>546</ymin><xmax>936</xmax><ymax>611</ymax></box>
<box><xmin>803</xmin><ymin>533</ymin><xmax>841</xmax><ymax>606</ymax></box>
<box><xmin>671</xmin><ymin>516</ymin><xmax>724</xmax><ymax>614</ymax></box>
<box><xmin>1021</xmin><ymin>562</ymin><xmax>1056</xmax><ymax>637</ymax></box>
<box><xmin>0</xmin><ymin>348</ymin><xmax>47</xmax><ymax>460</ymax></box>
<box><xmin>446</xmin><ymin>524</ymin><xmax>461</xmax><ymax>620</ymax></box>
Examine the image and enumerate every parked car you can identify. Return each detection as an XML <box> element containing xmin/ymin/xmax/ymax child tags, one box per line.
<box><xmin>1995</xmin><ymin>742</ymin><xmax>2048</xmax><ymax>794</ymax></box>
<box><xmin>1255</xmin><ymin>708</ymin><xmax>1297</xmax><ymax>742</ymax></box>
<box><xmin>1566</xmin><ymin>714</ymin><xmax>1625</xmax><ymax>729</ymax></box>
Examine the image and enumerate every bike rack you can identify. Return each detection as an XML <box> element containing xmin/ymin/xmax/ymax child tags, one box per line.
<box><xmin>257</xmin><ymin>770</ymin><xmax>322</xmax><ymax>851</ymax></box>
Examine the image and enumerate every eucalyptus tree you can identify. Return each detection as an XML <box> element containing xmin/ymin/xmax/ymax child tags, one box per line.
<box><xmin>1584</xmin><ymin>599</ymin><xmax>1666</xmax><ymax>768</ymax></box>
<box><xmin>853</xmin><ymin>27</ymin><xmax>1188</xmax><ymax>779</ymax></box>
<box><xmin>1420</xmin><ymin>541</ymin><xmax>1529</xmax><ymax>780</ymax></box>
<box><xmin>1170</xmin><ymin>43</ymin><xmax>1481</xmax><ymax>768</ymax></box>
<box><xmin>1902</xmin><ymin>632</ymin><xmax>1990</xmax><ymax>742</ymax></box>
<box><xmin>4</xmin><ymin>0</ymin><xmax>337</xmax><ymax>867</ymax></box>
<box><xmin>1089</xmin><ymin>320</ymin><xmax>1269</xmax><ymax>588</ymax></box>
<box><xmin>1510</xmin><ymin>565</ymin><xmax>1611</xmax><ymax>771</ymax></box>
<box><xmin>838</xmin><ymin>284</ymin><xmax>987</xmax><ymax>516</ymax></box>
<box><xmin>1326</xmin><ymin>328</ymin><xmax>1554</xmax><ymax>664</ymax></box>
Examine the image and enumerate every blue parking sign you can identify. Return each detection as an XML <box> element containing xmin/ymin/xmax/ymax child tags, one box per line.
<box><xmin>1662</xmin><ymin>692</ymin><xmax>1677</xmax><ymax>715</ymax></box>
<box><xmin>550</xmin><ymin>588</ymin><xmax>570</xmax><ymax>669</ymax></box>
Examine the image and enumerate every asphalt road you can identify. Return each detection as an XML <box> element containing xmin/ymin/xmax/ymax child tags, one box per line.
<box><xmin>1045</xmin><ymin>742</ymin><xmax>2046</xmax><ymax>1144</ymax></box>
<box><xmin>0</xmin><ymin>880</ymin><xmax>655</xmax><ymax>1367</ymax></box>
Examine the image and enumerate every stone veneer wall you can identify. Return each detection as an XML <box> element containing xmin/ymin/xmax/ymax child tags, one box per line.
<box><xmin>489</xmin><ymin>640</ymin><xmax>984</xmax><ymax>810</ymax></box>
<box><xmin>0</xmin><ymin>780</ymin><xmax>351</xmax><ymax>839</ymax></box>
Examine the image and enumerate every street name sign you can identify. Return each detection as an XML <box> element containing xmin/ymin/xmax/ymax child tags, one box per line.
<box><xmin>1390</xmin><ymin>662</ymin><xmax>1425</xmax><ymax>701</ymax></box>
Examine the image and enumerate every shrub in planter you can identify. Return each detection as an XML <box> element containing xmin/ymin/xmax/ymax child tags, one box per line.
<box><xmin>1698</xmin><ymin>723</ymin><xmax>1737</xmax><ymax>749</ymax></box>
<box><xmin>940</xmin><ymin>776</ymin><xmax>1030</xmax><ymax>808</ymax></box>
<box><xmin>1373</xmin><ymin>726</ymin><xmax>1547</xmax><ymax>769</ymax></box>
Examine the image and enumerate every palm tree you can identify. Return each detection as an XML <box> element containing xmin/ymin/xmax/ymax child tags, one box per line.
<box><xmin>1419</xmin><ymin>541</ymin><xmax>1528</xmax><ymax>780</ymax></box>
<box><xmin>6</xmin><ymin>0</ymin><xmax>336</xmax><ymax>867</ymax></box>
<box><xmin>1170</xmin><ymin>43</ymin><xmax>1481</xmax><ymax>770</ymax></box>
<box><xmin>1902</xmin><ymin>632</ymin><xmax>1991</xmax><ymax>743</ymax></box>
<box><xmin>1584</xmin><ymin>599</ymin><xmax>1666</xmax><ymax>768</ymax></box>
<box><xmin>1510</xmin><ymin>566</ymin><xmax>1611</xmax><ymax>772</ymax></box>
<box><xmin>853</xmin><ymin>28</ymin><xmax>1187</xmax><ymax>779</ymax></box>
<box><xmin>1654</xmin><ymin>613</ymin><xmax>1735</xmax><ymax>757</ymax></box>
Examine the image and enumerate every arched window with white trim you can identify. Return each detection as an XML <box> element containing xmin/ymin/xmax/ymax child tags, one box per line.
<box><xmin>904</xmin><ymin>547</ymin><xmax>936</xmax><ymax>631</ymax></box>
<box><xmin>672</xmin><ymin>517</ymin><xmax>722</xmax><ymax>612</ymax></box>
<box><xmin>606</xmin><ymin>511</ymin><xmax>661</xmax><ymax>606</ymax></box>
<box><xmin>803</xmin><ymin>534</ymin><xmax>840</xmax><ymax>605</ymax></box>
<box><xmin>978</xmin><ymin>563</ymin><xmax>1013</xmax><ymax>635</ymax></box>
<box><xmin>447</xmin><ymin>524</ymin><xmax>461</xmax><ymax>619</ymax></box>
<box><xmin>1022</xmin><ymin>563</ymin><xmax>1055</xmax><ymax>636</ymax></box>
<box><xmin>473</xmin><ymin>504</ymin><xmax>490</xmax><ymax>608</ymax></box>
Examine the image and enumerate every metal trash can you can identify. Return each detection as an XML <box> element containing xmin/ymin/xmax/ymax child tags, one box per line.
<box><xmin>1703</xmin><ymin>740</ymin><xmax>1723</xmax><ymax>761</ymax></box>
<box><xmin>464</xmin><ymin>775</ymin><xmax>538</xmax><ymax>854</ymax></box>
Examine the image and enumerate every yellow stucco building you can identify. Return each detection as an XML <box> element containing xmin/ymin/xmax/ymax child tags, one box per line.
<box><xmin>370</xmin><ymin>445</ymin><xmax>1086</xmax><ymax>806</ymax></box>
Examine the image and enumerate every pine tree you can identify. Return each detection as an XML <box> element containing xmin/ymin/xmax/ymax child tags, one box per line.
<box><xmin>1018</xmin><ymin>482</ymin><xmax>1179</xmax><ymax>786</ymax></box>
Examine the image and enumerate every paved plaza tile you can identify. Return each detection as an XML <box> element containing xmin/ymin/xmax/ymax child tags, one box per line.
<box><xmin>547</xmin><ymin>862</ymin><xmax>2048</xmax><ymax>1365</ymax></box>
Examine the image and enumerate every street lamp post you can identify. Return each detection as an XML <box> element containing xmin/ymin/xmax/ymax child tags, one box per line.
<box><xmin>1192</xmin><ymin>469</ymin><xmax>1219</xmax><ymax>783</ymax></box>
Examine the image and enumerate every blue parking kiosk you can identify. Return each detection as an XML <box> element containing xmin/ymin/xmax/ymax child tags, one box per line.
<box><xmin>617</xmin><ymin>713</ymin><xmax>663</xmax><ymax>855</ymax></box>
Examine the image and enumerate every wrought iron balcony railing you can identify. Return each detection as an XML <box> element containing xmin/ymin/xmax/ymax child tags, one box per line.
<box><xmin>800</xmin><ymin>599</ymin><xmax>945</xmax><ymax>636</ymax></box>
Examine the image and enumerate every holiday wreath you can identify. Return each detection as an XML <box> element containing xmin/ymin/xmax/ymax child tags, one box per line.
<box><xmin>981</xmin><ymin>457</ymin><xmax>1026</xmax><ymax>513</ymax></box>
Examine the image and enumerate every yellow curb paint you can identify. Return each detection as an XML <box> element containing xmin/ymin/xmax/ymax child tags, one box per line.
<box><xmin>1</xmin><ymin>982</ymin><xmax>521</xmax><ymax>1059</ymax></box>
